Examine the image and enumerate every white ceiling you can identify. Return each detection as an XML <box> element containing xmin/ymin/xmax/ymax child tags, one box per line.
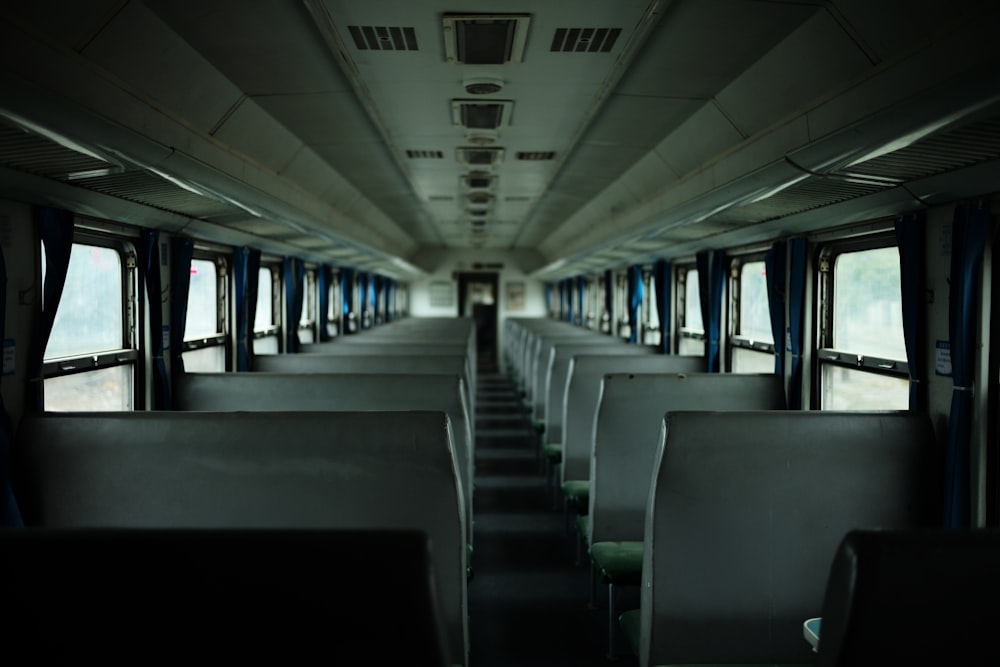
<box><xmin>0</xmin><ymin>0</ymin><xmax>998</xmax><ymax>280</ymax></box>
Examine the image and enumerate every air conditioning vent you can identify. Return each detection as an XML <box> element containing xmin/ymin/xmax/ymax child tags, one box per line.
<box><xmin>463</xmin><ymin>172</ymin><xmax>495</xmax><ymax>189</ymax></box>
<box><xmin>406</xmin><ymin>150</ymin><xmax>444</xmax><ymax>159</ymax></box>
<box><xmin>516</xmin><ymin>151</ymin><xmax>556</xmax><ymax>161</ymax></box>
<box><xmin>451</xmin><ymin>100</ymin><xmax>513</xmax><ymax>130</ymax></box>
<box><xmin>467</xmin><ymin>192</ymin><xmax>494</xmax><ymax>206</ymax></box>
<box><xmin>443</xmin><ymin>14</ymin><xmax>531</xmax><ymax>65</ymax></box>
<box><xmin>457</xmin><ymin>147</ymin><xmax>504</xmax><ymax>166</ymax></box>
<box><xmin>348</xmin><ymin>26</ymin><xmax>419</xmax><ymax>51</ymax></box>
<box><xmin>550</xmin><ymin>27</ymin><xmax>621</xmax><ymax>53</ymax></box>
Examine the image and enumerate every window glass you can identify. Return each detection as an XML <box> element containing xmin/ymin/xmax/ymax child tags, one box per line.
<box><xmin>185</xmin><ymin>259</ymin><xmax>219</xmax><ymax>339</ymax></box>
<box><xmin>45</xmin><ymin>244</ymin><xmax>123</xmax><ymax>359</ymax></box>
<box><xmin>731</xmin><ymin>346</ymin><xmax>775</xmax><ymax>373</ymax></box>
<box><xmin>44</xmin><ymin>366</ymin><xmax>133</xmax><ymax>411</ymax></box>
<box><xmin>833</xmin><ymin>247</ymin><xmax>906</xmax><ymax>359</ymax></box>
<box><xmin>684</xmin><ymin>269</ymin><xmax>703</xmax><ymax>332</ymax></box>
<box><xmin>182</xmin><ymin>345</ymin><xmax>226</xmax><ymax>373</ymax></box>
<box><xmin>255</xmin><ymin>267</ymin><xmax>273</xmax><ymax>331</ymax></box>
<box><xmin>739</xmin><ymin>261</ymin><xmax>772</xmax><ymax>342</ymax></box>
<box><xmin>822</xmin><ymin>365</ymin><xmax>909</xmax><ymax>410</ymax></box>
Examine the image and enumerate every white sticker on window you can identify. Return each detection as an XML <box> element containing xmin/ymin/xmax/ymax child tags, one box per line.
<box><xmin>935</xmin><ymin>340</ymin><xmax>952</xmax><ymax>377</ymax></box>
<box><xmin>3</xmin><ymin>339</ymin><xmax>14</xmax><ymax>376</ymax></box>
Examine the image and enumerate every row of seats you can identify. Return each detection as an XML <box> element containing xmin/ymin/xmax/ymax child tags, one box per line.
<box><xmin>502</xmin><ymin>317</ymin><xmax>980</xmax><ymax>667</ymax></box>
<box><xmin>11</xmin><ymin>316</ymin><xmax>479</xmax><ymax>667</ymax></box>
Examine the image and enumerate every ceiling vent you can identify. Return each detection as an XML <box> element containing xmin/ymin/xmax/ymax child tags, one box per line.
<box><xmin>467</xmin><ymin>192</ymin><xmax>495</xmax><ymax>206</ymax></box>
<box><xmin>457</xmin><ymin>147</ymin><xmax>504</xmax><ymax>166</ymax></box>
<box><xmin>443</xmin><ymin>14</ymin><xmax>531</xmax><ymax>65</ymax></box>
<box><xmin>452</xmin><ymin>100</ymin><xmax>513</xmax><ymax>130</ymax></box>
<box><xmin>348</xmin><ymin>26</ymin><xmax>419</xmax><ymax>51</ymax></box>
<box><xmin>516</xmin><ymin>151</ymin><xmax>556</xmax><ymax>161</ymax></box>
<box><xmin>463</xmin><ymin>76</ymin><xmax>505</xmax><ymax>95</ymax></box>
<box><xmin>550</xmin><ymin>27</ymin><xmax>621</xmax><ymax>53</ymax></box>
<box><xmin>463</xmin><ymin>172</ymin><xmax>495</xmax><ymax>189</ymax></box>
<box><xmin>406</xmin><ymin>150</ymin><xmax>444</xmax><ymax>159</ymax></box>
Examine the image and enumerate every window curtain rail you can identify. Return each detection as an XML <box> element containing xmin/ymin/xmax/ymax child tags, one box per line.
<box><xmin>169</xmin><ymin>236</ymin><xmax>194</xmax><ymax>380</ymax></box>
<box><xmin>0</xmin><ymin>243</ymin><xmax>23</xmax><ymax>526</ymax></box>
<box><xmin>654</xmin><ymin>259</ymin><xmax>672</xmax><ymax>354</ymax></box>
<box><xmin>141</xmin><ymin>230</ymin><xmax>170</xmax><ymax>406</ymax></box>
<box><xmin>764</xmin><ymin>240</ymin><xmax>787</xmax><ymax>377</ymax></box>
<box><xmin>894</xmin><ymin>213</ymin><xmax>926</xmax><ymax>411</ymax></box>
<box><xmin>944</xmin><ymin>201</ymin><xmax>991</xmax><ymax>528</ymax></box>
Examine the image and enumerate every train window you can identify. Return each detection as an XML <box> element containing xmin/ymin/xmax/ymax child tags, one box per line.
<box><xmin>817</xmin><ymin>242</ymin><xmax>909</xmax><ymax>409</ymax></box>
<box><xmin>182</xmin><ymin>256</ymin><xmax>227</xmax><ymax>372</ymax></box>
<box><xmin>254</xmin><ymin>265</ymin><xmax>279</xmax><ymax>354</ymax></box>
<box><xmin>642</xmin><ymin>270</ymin><xmax>660</xmax><ymax>346</ymax></box>
<box><xmin>42</xmin><ymin>238</ymin><xmax>138</xmax><ymax>411</ymax></box>
<box><xmin>615</xmin><ymin>273</ymin><xmax>629</xmax><ymax>339</ymax></box>
<box><xmin>298</xmin><ymin>268</ymin><xmax>316</xmax><ymax>344</ymax></box>
<box><xmin>677</xmin><ymin>267</ymin><xmax>705</xmax><ymax>356</ymax></box>
<box><xmin>731</xmin><ymin>259</ymin><xmax>775</xmax><ymax>373</ymax></box>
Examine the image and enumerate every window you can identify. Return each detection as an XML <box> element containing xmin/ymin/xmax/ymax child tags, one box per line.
<box><xmin>42</xmin><ymin>237</ymin><xmax>138</xmax><ymax>411</ymax></box>
<box><xmin>677</xmin><ymin>266</ymin><xmax>704</xmax><ymax>356</ymax></box>
<box><xmin>254</xmin><ymin>265</ymin><xmax>279</xmax><ymax>354</ymax></box>
<box><xmin>182</xmin><ymin>255</ymin><xmax>227</xmax><ymax>372</ymax></box>
<box><xmin>298</xmin><ymin>269</ymin><xmax>316</xmax><ymax>344</ymax></box>
<box><xmin>642</xmin><ymin>270</ymin><xmax>660</xmax><ymax>346</ymax></box>
<box><xmin>731</xmin><ymin>258</ymin><xmax>775</xmax><ymax>373</ymax></box>
<box><xmin>327</xmin><ymin>271</ymin><xmax>340</xmax><ymax>338</ymax></box>
<box><xmin>817</xmin><ymin>240</ymin><xmax>908</xmax><ymax>410</ymax></box>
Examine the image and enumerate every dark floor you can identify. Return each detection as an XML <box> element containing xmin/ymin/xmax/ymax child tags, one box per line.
<box><xmin>467</xmin><ymin>371</ymin><xmax>640</xmax><ymax>667</ymax></box>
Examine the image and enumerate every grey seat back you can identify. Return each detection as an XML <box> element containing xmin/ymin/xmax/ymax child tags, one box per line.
<box><xmin>561</xmin><ymin>356</ymin><xmax>706</xmax><ymax>485</ymax></box>
<box><xmin>639</xmin><ymin>411</ymin><xmax>940</xmax><ymax>667</ymax></box>
<box><xmin>15</xmin><ymin>411</ymin><xmax>469</xmax><ymax>666</ymax></box>
<box><xmin>589</xmin><ymin>373</ymin><xmax>785</xmax><ymax>545</ymax></box>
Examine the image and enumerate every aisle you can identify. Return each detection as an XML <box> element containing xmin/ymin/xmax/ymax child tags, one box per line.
<box><xmin>467</xmin><ymin>372</ymin><xmax>639</xmax><ymax>667</ymax></box>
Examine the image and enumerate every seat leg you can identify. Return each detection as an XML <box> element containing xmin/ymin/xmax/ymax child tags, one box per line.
<box><xmin>606</xmin><ymin>582</ymin><xmax>619</xmax><ymax>661</ymax></box>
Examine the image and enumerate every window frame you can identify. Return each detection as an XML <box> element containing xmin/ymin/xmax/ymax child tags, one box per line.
<box><xmin>814</xmin><ymin>231</ymin><xmax>910</xmax><ymax>408</ymax></box>
<box><xmin>181</xmin><ymin>250</ymin><xmax>229</xmax><ymax>370</ymax></box>
<box><xmin>41</xmin><ymin>228</ymin><xmax>142</xmax><ymax>410</ymax></box>
<box><xmin>729</xmin><ymin>254</ymin><xmax>776</xmax><ymax>369</ymax></box>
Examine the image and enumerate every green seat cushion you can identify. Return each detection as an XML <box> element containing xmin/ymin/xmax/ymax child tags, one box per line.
<box><xmin>619</xmin><ymin>609</ymin><xmax>641</xmax><ymax>658</ymax></box>
<box><xmin>542</xmin><ymin>442</ymin><xmax>562</xmax><ymax>463</ymax></box>
<box><xmin>589</xmin><ymin>540</ymin><xmax>643</xmax><ymax>585</ymax></box>
<box><xmin>562</xmin><ymin>480</ymin><xmax>590</xmax><ymax>513</ymax></box>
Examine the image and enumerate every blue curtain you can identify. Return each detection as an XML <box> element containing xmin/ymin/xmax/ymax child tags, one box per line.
<box><xmin>317</xmin><ymin>265</ymin><xmax>332</xmax><ymax>342</ymax></box>
<box><xmin>576</xmin><ymin>276</ymin><xmax>585</xmax><ymax>325</ymax></box>
<box><xmin>140</xmin><ymin>230</ymin><xmax>170</xmax><ymax>406</ymax></box>
<box><xmin>627</xmin><ymin>265</ymin><xmax>644</xmax><ymax>344</ymax></box>
<box><xmin>765</xmin><ymin>240</ymin><xmax>787</xmax><ymax>376</ymax></box>
<box><xmin>284</xmin><ymin>258</ymin><xmax>304</xmax><ymax>352</ymax></box>
<box><xmin>29</xmin><ymin>207</ymin><xmax>74</xmax><ymax>412</ymax></box>
<box><xmin>566</xmin><ymin>279</ymin><xmax>574</xmax><ymax>323</ymax></box>
<box><xmin>368</xmin><ymin>274</ymin><xmax>377</xmax><ymax>324</ymax></box>
<box><xmin>373</xmin><ymin>275</ymin><xmax>384</xmax><ymax>326</ymax></box>
<box><xmin>894</xmin><ymin>214</ymin><xmax>926</xmax><ymax>412</ymax></box>
<box><xmin>0</xmin><ymin>243</ymin><xmax>23</xmax><ymax>526</ymax></box>
<box><xmin>559</xmin><ymin>280</ymin><xmax>567</xmax><ymax>320</ymax></box>
<box><xmin>944</xmin><ymin>202</ymin><xmax>991</xmax><ymax>528</ymax></box>
<box><xmin>169</xmin><ymin>236</ymin><xmax>194</xmax><ymax>380</ymax></box>
<box><xmin>386</xmin><ymin>279</ymin><xmax>396</xmax><ymax>323</ymax></box>
<box><xmin>696</xmin><ymin>250</ymin><xmax>727</xmax><ymax>371</ymax></box>
<box><xmin>234</xmin><ymin>246</ymin><xmax>261</xmax><ymax>371</ymax></box>
<box><xmin>787</xmin><ymin>238</ymin><xmax>808</xmax><ymax>410</ymax></box>
<box><xmin>358</xmin><ymin>272</ymin><xmax>370</xmax><ymax>329</ymax></box>
<box><xmin>341</xmin><ymin>268</ymin><xmax>355</xmax><ymax>333</ymax></box>
<box><xmin>653</xmin><ymin>259</ymin><xmax>672</xmax><ymax>354</ymax></box>
<box><xmin>604</xmin><ymin>269</ymin><xmax>613</xmax><ymax>331</ymax></box>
